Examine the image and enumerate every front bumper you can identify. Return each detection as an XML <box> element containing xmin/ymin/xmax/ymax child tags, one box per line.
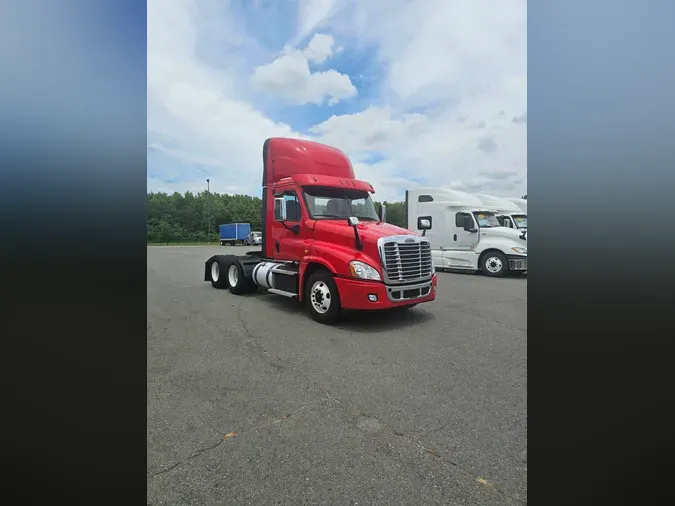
<box><xmin>507</xmin><ymin>255</ymin><xmax>528</xmax><ymax>271</ymax></box>
<box><xmin>335</xmin><ymin>275</ymin><xmax>437</xmax><ymax>310</ymax></box>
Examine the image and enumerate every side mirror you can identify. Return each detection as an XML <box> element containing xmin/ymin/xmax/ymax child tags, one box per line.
<box><xmin>348</xmin><ymin>216</ymin><xmax>359</xmax><ymax>227</ymax></box>
<box><xmin>274</xmin><ymin>197</ymin><xmax>287</xmax><ymax>221</ymax></box>
<box><xmin>416</xmin><ymin>216</ymin><xmax>432</xmax><ymax>236</ymax></box>
<box><xmin>418</xmin><ymin>218</ymin><xmax>431</xmax><ymax>230</ymax></box>
<box><xmin>463</xmin><ymin>216</ymin><xmax>474</xmax><ymax>231</ymax></box>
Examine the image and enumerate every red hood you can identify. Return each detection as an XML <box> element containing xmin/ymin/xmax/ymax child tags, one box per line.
<box><xmin>312</xmin><ymin>219</ymin><xmax>416</xmax><ymax>264</ymax></box>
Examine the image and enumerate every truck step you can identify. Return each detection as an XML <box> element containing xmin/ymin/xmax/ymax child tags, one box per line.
<box><xmin>268</xmin><ymin>288</ymin><xmax>298</xmax><ymax>298</ymax></box>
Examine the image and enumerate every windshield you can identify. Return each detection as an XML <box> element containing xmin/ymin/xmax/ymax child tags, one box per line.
<box><xmin>513</xmin><ymin>214</ymin><xmax>527</xmax><ymax>229</ymax></box>
<box><xmin>473</xmin><ymin>211</ymin><xmax>501</xmax><ymax>228</ymax></box>
<box><xmin>303</xmin><ymin>187</ymin><xmax>379</xmax><ymax>221</ymax></box>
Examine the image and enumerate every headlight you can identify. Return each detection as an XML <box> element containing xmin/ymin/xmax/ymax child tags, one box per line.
<box><xmin>349</xmin><ymin>260</ymin><xmax>381</xmax><ymax>281</ymax></box>
<box><xmin>511</xmin><ymin>247</ymin><xmax>527</xmax><ymax>254</ymax></box>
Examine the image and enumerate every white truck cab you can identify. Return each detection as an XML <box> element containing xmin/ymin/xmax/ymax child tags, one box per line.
<box><xmin>506</xmin><ymin>197</ymin><xmax>527</xmax><ymax>215</ymax></box>
<box><xmin>473</xmin><ymin>193</ymin><xmax>527</xmax><ymax>231</ymax></box>
<box><xmin>405</xmin><ymin>188</ymin><xmax>527</xmax><ymax>277</ymax></box>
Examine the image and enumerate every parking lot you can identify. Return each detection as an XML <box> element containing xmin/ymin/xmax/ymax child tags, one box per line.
<box><xmin>147</xmin><ymin>245</ymin><xmax>527</xmax><ymax>505</ymax></box>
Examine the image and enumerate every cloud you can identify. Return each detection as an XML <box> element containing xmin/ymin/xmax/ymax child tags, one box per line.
<box><xmin>250</xmin><ymin>34</ymin><xmax>356</xmax><ymax>106</ymax></box>
<box><xmin>477</xmin><ymin>137</ymin><xmax>498</xmax><ymax>153</ymax></box>
<box><xmin>309</xmin><ymin>106</ymin><xmax>428</xmax><ymax>153</ymax></box>
<box><xmin>295</xmin><ymin>0</ymin><xmax>527</xmax><ymax>199</ymax></box>
<box><xmin>295</xmin><ymin>0</ymin><xmax>342</xmax><ymax>44</ymax></box>
<box><xmin>303</xmin><ymin>33</ymin><xmax>335</xmax><ymax>63</ymax></box>
<box><xmin>148</xmin><ymin>0</ymin><xmax>527</xmax><ymax>202</ymax></box>
<box><xmin>147</xmin><ymin>0</ymin><xmax>305</xmax><ymax>197</ymax></box>
<box><xmin>512</xmin><ymin>112</ymin><xmax>527</xmax><ymax>124</ymax></box>
<box><xmin>449</xmin><ymin>170</ymin><xmax>525</xmax><ymax>193</ymax></box>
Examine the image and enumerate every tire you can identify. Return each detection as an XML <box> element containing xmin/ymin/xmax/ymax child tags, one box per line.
<box><xmin>210</xmin><ymin>256</ymin><xmax>229</xmax><ymax>289</ymax></box>
<box><xmin>227</xmin><ymin>259</ymin><xmax>255</xmax><ymax>295</ymax></box>
<box><xmin>220</xmin><ymin>241</ymin><xmax>225</xmax><ymax>246</ymax></box>
<box><xmin>305</xmin><ymin>270</ymin><xmax>341</xmax><ymax>324</ymax></box>
<box><xmin>480</xmin><ymin>251</ymin><xmax>509</xmax><ymax>278</ymax></box>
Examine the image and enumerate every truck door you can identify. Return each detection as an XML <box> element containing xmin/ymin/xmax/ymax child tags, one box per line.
<box><xmin>272</xmin><ymin>189</ymin><xmax>313</xmax><ymax>261</ymax></box>
<box><xmin>415</xmin><ymin>211</ymin><xmax>447</xmax><ymax>270</ymax></box>
<box><xmin>441</xmin><ymin>212</ymin><xmax>480</xmax><ymax>269</ymax></box>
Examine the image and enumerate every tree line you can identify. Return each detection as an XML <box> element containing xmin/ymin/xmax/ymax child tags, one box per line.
<box><xmin>147</xmin><ymin>191</ymin><xmax>407</xmax><ymax>243</ymax></box>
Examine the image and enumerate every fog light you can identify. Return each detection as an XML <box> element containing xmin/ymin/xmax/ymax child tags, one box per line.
<box><xmin>368</xmin><ymin>294</ymin><xmax>378</xmax><ymax>302</ymax></box>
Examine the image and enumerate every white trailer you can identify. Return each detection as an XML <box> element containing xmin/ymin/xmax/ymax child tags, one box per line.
<box><xmin>473</xmin><ymin>194</ymin><xmax>527</xmax><ymax>231</ymax></box>
<box><xmin>405</xmin><ymin>187</ymin><xmax>527</xmax><ymax>277</ymax></box>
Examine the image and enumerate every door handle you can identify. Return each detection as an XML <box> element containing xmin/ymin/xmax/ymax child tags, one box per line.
<box><xmin>453</xmin><ymin>234</ymin><xmax>457</xmax><ymax>241</ymax></box>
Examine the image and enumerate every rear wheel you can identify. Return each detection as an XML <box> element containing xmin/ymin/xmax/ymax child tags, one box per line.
<box><xmin>227</xmin><ymin>259</ymin><xmax>256</xmax><ymax>295</ymax></box>
<box><xmin>481</xmin><ymin>251</ymin><xmax>509</xmax><ymax>278</ymax></box>
<box><xmin>305</xmin><ymin>270</ymin><xmax>341</xmax><ymax>324</ymax></box>
<box><xmin>210</xmin><ymin>256</ymin><xmax>229</xmax><ymax>289</ymax></box>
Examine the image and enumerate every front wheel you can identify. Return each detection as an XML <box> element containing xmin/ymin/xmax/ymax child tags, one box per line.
<box><xmin>305</xmin><ymin>270</ymin><xmax>341</xmax><ymax>324</ymax></box>
<box><xmin>481</xmin><ymin>251</ymin><xmax>509</xmax><ymax>277</ymax></box>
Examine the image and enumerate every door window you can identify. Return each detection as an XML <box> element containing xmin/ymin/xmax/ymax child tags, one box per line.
<box><xmin>278</xmin><ymin>192</ymin><xmax>301</xmax><ymax>222</ymax></box>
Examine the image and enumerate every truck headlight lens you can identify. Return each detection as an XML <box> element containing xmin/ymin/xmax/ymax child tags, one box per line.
<box><xmin>349</xmin><ymin>261</ymin><xmax>381</xmax><ymax>281</ymax></box>
<box><xmin>511</xmin><ymin>247</ymin><xmax>527</xmax><ymax>254</ymax></box>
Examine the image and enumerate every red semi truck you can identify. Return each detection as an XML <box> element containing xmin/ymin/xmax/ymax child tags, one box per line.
<box><xmin>204</xmin><ymin>137</ymin><xmax>437</xmax><ymax>324</ymax></box>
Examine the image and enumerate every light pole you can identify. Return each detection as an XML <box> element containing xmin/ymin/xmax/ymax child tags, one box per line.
<box><xmin>206</xmin><ymin>179</ymin><xmax>211</xmax><ymax>244</ymax></box>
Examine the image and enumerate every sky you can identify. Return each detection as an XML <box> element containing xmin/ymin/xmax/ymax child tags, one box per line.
<box><xmin>147</xmin><ymin>0</ymin><xmax>527</xmax><ymax>202</ymax></box>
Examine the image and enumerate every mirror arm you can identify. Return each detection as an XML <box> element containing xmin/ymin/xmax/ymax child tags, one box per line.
<box><xmin>354</xmin><ymin>228</ymin><xmax>363</xmax><ymax>250</ymax></box>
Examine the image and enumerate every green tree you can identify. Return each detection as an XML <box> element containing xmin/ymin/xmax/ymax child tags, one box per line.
<box><xmin>146</xmin><ymin>191</ymin><xmax>408</xmax><ymax>243</ymax></box>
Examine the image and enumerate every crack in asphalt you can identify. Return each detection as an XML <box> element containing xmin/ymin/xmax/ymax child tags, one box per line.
<box><xmin>147</xmin><ymin>404</ymin><xmax>313</xmax><ymax>480</ymax></box>
<box><xmin>433</xmin><ymin>298</ymin><xmax>527</xmax><ymax>334</ymax></box>
<box><xmin>149</xmin><ymin>296</ymin><xmax>525</xmax><ymax>503</ymax></box>
<box><xmin>232</xmin><ymin>299</ymin><xmax>522</xmax><ymax>503</ymax></box>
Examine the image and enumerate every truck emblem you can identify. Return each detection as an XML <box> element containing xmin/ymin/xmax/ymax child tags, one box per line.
<box><xmin>405</xmin><ymin>238</ymin><xmax>415</xmax><ymax>243</ymax></box>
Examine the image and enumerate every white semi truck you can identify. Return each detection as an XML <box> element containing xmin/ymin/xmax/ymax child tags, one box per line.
<box><xmin>405</xmin><ymin>187</ymin><xmax>527</xmax><ymax>277</ymax></box>
<box><xmin>473</xmin><ymin>193</ymin><xmax>527</xmax><ymax>231</ymax></box>
<box><xmin>506</xmin><ymin>197</ymin><xmax>527</xmax><ymax>214</ymax></box>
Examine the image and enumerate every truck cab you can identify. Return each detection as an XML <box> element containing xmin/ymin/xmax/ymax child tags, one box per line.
<box><xmin>204</xmin><ymin>138</ymin><xmax>437</xmax><ymax>324</ymax></box>
<box><xmin>473</xmin><ymin>193</ymin><xmax>528</xmax><ymax>232</ymax></box>
<box><xmin>244</xmin><ymin>231</ymin><xmax>262</xmax><ymax>246</ymax></box>
<box><xmin>406</xmin><ymin>187</ymin><xmax>527</xmax><ymax>277</ymax></box>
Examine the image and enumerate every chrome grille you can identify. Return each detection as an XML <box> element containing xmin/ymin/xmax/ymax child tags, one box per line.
<box><xmin>379</xmin><ymin>236</ymin><xmax>433</xmax><ymax>284</ymax></box>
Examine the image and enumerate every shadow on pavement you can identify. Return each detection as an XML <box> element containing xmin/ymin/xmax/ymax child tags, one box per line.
<box><xmin>260</xmin><ymin>294</ymin><xmax>435</xmax><ymax>333</ymax></box>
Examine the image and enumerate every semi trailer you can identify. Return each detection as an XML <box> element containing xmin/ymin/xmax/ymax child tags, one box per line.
<box><xmin>405</xmin><ymin>187</ymin><xmax>527</xmax><ymax>277</ymax></box>
<box><xmin>204</xmin><ymin>138</ymin><xmax>438</xmax><ymax>324</ymax></box>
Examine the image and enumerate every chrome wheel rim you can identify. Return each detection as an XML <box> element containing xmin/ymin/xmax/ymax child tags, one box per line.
<box><xmin>211</xmin><ymin>261</ymin><xmax>220</xmax><ymax>281</ymax></box>
<box><xmin>310</xmin><ymin>280</ymin><xmax>332</xmax><ymax>314</ymax></box>
<box><xmin>485</xmin><ymin>256</ymin><xmax>503</xmax><ymax>273</ymax></box>
<box><xmin>228</xmin><ymin>265</ymin><xmax>238</xmax><ymax>286</ymax></box>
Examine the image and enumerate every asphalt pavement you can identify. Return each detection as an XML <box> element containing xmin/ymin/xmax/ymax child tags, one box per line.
<box><xmin>147</xmin><ymin>245</ymin><xmax>527</xmax><ymax>505</ymax></box>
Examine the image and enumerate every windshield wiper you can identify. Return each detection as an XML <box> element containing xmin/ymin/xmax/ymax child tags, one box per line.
<box><xmin>353</xmin><ymin>216</ymin><xmax>377</xmax><ymax>221</ymax></box>
<box><xmin>313</xmin><ymin>214</ymin><xmax>343</xmax><ymax>218</ymax></box>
